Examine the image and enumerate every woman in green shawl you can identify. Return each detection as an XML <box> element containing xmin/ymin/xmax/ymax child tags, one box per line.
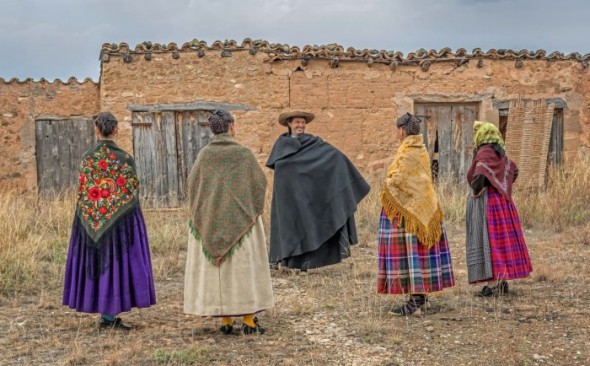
<box><xmin>184</xmin><ymin>110</ymin><xmax>274</xmax><ymax>335</ymax></box>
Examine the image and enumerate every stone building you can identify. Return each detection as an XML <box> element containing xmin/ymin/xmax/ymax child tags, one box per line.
<box><xmin>1</xmin><ymin>38</ymin><xmax>589</xmax><ymax>206</ymax></box>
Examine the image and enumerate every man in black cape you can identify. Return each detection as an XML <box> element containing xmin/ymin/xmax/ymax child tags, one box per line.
<box><xmin>266</xmin><ymin>110</ymin><xmax>370</xmax><ymax>271</ymax></box>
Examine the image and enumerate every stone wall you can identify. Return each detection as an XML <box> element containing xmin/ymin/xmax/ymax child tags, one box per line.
<box><xmin>100</xmin><ymin>44</ymin><xmax>589</xmax><ymax>172</ymax></box>
<box><xmin>0</xmin><ymin>78</ymin><xmax>100</xmax><ymax>191</ymax></box>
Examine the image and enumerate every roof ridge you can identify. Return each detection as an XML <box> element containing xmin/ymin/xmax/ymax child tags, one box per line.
<box><xmin>99</xmin><ymin>38</ymin><xmax>590</xmax><ymax>67</ymax></box>
<box><xmin>0</xmin><ymin>77</ymin><xmax>97</xmax><ymax>85</ymax></box>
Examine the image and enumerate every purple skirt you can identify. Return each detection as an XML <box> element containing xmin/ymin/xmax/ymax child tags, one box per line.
<box><xmin>62</xmin><ymin>206</ymin><xmax>156</xmax><ymax>314</ymax></box>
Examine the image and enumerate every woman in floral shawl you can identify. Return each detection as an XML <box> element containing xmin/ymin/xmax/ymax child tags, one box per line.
<box><xmin>184</xmin><ymin>110</ymin><xmax>274</xmax><ymax>335</ymax></box>
<box><xmin>377</xmin><ymin>113</ymin><xmax>455</xmax><ymax>316</ymax></box>
<box><xmin>465</xmin><ymin>121</ymin><xmax>532</xmax><ymax>297</ymax></box>
<box><xmin>62</xmin><ymin>112</ymin><xmax>156</xmax><ymax>330</ymax></box>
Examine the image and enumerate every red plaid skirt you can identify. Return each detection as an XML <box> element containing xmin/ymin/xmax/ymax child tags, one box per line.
<box><xmin>485</xmin><ymin>186</ymin><xmax>533</xmax><ymax>281</ymax></box>
<box><xmin>377</xmin><ymin>210</ymin><xmax>455</xmax><ymax>294</ymax></box>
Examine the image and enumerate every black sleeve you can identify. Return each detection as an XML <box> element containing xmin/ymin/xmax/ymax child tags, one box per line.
<box><xmin>513</xmin><ymin>167</ymin><xmax>519</xmax><ymax>183</ymax></box>
<box><xmin>470</xmin><ymin>174</ymin><xmax>489</xmax><ymax>195</ymax></box>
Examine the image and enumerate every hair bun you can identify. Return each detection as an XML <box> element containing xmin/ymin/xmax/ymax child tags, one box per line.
<box><xmin>94</xmin><ymin>112</ymin><xmax>118</xmax><ymax>137</ymax></box>
<box><xmin>208</xmin><ymin>109</ymin><xmax>235</xmax><ymax>134</ymax></box>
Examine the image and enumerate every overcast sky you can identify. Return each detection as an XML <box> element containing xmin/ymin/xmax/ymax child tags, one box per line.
<box><xmin>1</xmin><ymin>0</ymin><xmax>589</xmax><ymax>81</ymax></box>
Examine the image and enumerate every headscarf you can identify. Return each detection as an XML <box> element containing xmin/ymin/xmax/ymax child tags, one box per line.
<box><xmin>468</xmin><ymin>121</ymin><xmax>517</xmax><ymax>200</ymax></box>
<box><xmin>473</xmin><ymin>121</ymin><xmax>505</xmax><ymax>148</ymax></box>
<box><xmin>380</xmin><ymin>134</ymin><xmax>443</xmax><ymax>249</ymax></box>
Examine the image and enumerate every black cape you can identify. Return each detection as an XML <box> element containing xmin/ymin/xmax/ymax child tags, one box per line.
<box><xmin>266</xmin><ymin>133</ymin><xmax>370</xmax><ymax>270</ymax></box>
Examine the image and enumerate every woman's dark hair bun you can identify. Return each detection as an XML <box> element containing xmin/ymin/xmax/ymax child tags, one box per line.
<box><xmin>94</xmin><ymin>112</ymin><xmax>118</xmax><ymax>137</ymax></box>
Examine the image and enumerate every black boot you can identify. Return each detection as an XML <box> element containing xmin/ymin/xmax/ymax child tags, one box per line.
<box><xmin>242</xmin><ymin>317</ymin><xmax>265</xmax><ymax>335</ymax></box>
<box><xmin>391</xmin><ymin>294</ymin><xmax>427</xmax><ymax>316</ymax></box>
<box><xmin>98</xmin><ymin>317</ymin><xmax>133</xmax><ymax>330</ymax></box>
<box><xmin>476</xmin><ymin>280</ymin><xmax>509</xmax><ymax>297</ymax></box>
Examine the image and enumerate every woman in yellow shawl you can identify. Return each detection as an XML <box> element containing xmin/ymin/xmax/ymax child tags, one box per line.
<box><xmin>377</xmin><ymin>113</ymin><xmax>455</xmax><ymax>316</ymax></box>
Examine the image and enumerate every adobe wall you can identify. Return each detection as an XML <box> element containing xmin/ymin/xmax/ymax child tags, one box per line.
<box><xmin>2</xmin><ymin>41</ymin><xmax>589</xmax><ymax>192</ymax></box>
<box><xmin>0</xmin><ymin>78</ymin><xmax>100</xmax><ymax>191</ymax></box>
<box><xmin>100</xmin><ymin>42</ymin><xmax>590</xmax><ymax>172</ymax></box>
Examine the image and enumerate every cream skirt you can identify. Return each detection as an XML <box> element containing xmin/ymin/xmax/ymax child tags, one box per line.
<box><xmin>183</xmin><ymin>216</ymin><xmax>274</xmax><ymax>316</ymax></box>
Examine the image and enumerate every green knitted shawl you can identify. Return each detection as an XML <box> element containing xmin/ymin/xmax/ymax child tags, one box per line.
<box><xmin>187</xmin><ymin>133</ymin><xmax>267</xmax><ymax>266</ymax></box>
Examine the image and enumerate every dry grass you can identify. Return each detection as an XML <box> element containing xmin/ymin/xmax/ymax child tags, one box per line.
<box><xmin>515</xmin><ymin>164</ymin><xmax>590</xmax><ymax>231</ymax></box>
<box><xmin>0</xmin><ymin>187</ymin><xmax>73</xmax><ymax>295</ymax></box>
<box><xmin>1</xmin><ymin>165</ymin><xmax>590</xmax><ymax>365</ymax></box>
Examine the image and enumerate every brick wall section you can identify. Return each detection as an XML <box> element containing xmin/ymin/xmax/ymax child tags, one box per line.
<box><xmin>100</xmin><ymin>51</ymin><xmax>589</xmax><ymax>170</ymax></box>
<box><xmin>0</xmin><ymin>79</ymin><xmax>99</xmax><ymax>191</ymax></box>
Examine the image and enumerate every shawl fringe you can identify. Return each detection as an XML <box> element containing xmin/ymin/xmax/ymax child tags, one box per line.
<box><xmin>380</xmin><ymin>188</ymin><xmax>443</xmax><ymax>249</ymax></box>
<box><xmin>189</xmin><ymin>220</ymin><xmax>256</xmax><ymax>266</ymax></box>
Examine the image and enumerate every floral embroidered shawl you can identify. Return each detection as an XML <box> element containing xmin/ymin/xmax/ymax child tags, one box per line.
<box><xmin>380</xmin><ymin>134</ymin><xmax>443</xmax><ymax>249</ymax></box>
<box><xmin>75</xmin><ymin>140</ymin><xmax>140</xmax><ymax>243</ymax></box>
<box><xmin>187</xmin><ymin>133</ymin><xmax>267</xmax><ymax>266</ymax></box>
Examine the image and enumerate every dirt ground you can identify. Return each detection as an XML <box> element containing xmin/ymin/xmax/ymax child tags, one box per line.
<box><xmin>1</xmin><ymin>224</ymin><xmax>590</xmax><ymax>366</ymax></box>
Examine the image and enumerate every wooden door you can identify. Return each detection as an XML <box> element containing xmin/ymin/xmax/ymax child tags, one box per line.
<box><xmin>414</xmin><ymin>103</ymin><xmax>478</xmax><ymax>181</ymax></box>
<box><xmin>177</xmin><ymin>111</ymin><xmax>214</xmax><ymax>199</ymax></box>
<box><xmin>547</xmin><ymin>109</ymin><xmax>563</xmax><ymax>167</ymax></box>
<box><xmin>132</xmin><ymin>110</ymin><xmax>213</xmax><ymax>207</ymax></box>
<box><xmin>35</xmin><ymin>117</ymin><xmax>96</xmax><ymax>196</ymax></box>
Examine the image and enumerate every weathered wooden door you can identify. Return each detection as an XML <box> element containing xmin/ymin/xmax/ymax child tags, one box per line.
<box><xmin>132</xmin><ymin>110</ymin><xmax>213</xmax><ymax>207</ymax></box>
<box><xmin>176</xmin><ymin>111</ymin><xmax>214</xmax><ymax>199</ymax></box>
<box><xmin>415</xmin><ymin>103</ymin><xmax>478</xmax><ymax>181</ymax></box>
<box><xmin>35</xmin><ymin>117</ymin><xmax>96</xmax><ymax>196</ymax></box>
<box><xmin>547</xmin><ymin>109</ymin><xmax>563</xmax><ymax>167</ymax></box>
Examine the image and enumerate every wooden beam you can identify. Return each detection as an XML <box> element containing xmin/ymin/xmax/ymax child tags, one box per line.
<box><xmin>35</xmin><ymin>115</ymin><xmax>92</xmax><ymax>121</ymax></box>
<box><xmin>411</xmin><ymin>94</ymin><xmax>493</xmax><ymax>103</ymax></box>
<box><xmin>128</xmin><ymin>100</ymin><xmax>255</xmax><ymax>112</ymax></box>
<box><xmin>493</xmin><ymin>98</ymin><xmax>567</xmax><ymax>110</ymax></box>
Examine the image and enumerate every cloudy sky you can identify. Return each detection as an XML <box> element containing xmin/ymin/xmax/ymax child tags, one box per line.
<box><xmin>1</xmin><ymin>0</ymin><xmax>589</xmax><ymax>81</ymax></box>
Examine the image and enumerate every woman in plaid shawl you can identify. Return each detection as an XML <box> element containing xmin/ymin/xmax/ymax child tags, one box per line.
<box><xmin>377</xmin><ymin>113</ymin><xmax>455</xmax><ymax>316</ymax></box>
<box><xmin>465</xmin><ymin>121</ymin><xmax>532</xmax><ymax>297</ymax></box>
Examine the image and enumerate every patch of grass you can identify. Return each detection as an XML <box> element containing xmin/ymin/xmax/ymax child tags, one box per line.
<box><xmin>0</xmin><ymin>188</ymin><xmax>73</xmax><ymax>295</ymax></box>
<box><xmin>153</xmin><ymin>347</ymin><xmax>212</xmax><ymax>364</ymax></box>
<box><xmin>516</xmin><ymin>163</ymin><xmax>590</xmax><ymax>231</ymax></box>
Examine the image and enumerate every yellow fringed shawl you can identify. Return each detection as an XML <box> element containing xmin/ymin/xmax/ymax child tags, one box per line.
<box><xmin>380</xmin><ymin>134</ymin><xmax>443</xmax><ymax>249</ymax></box>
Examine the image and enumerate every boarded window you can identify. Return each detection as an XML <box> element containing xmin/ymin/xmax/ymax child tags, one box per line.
<box><xmin>415</xmin><ymin>103</ymin><xmax>478</xmax><ymax>181</ymax></box>
<box><xmin>35</xmin><ymin>117</ymin><xmax>96</xmax><ymax>196</ymax></box>
<box><xmin>132</xmin><ymin>110</ymin><xmax>213</xmax><ymax>208</ymax></box>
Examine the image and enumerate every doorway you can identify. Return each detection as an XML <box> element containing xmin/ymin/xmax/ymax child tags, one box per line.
<box><xmin>414</xmin><ymin>103</ymin><xmax>478</xmax><ymax>181</ymax></box>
